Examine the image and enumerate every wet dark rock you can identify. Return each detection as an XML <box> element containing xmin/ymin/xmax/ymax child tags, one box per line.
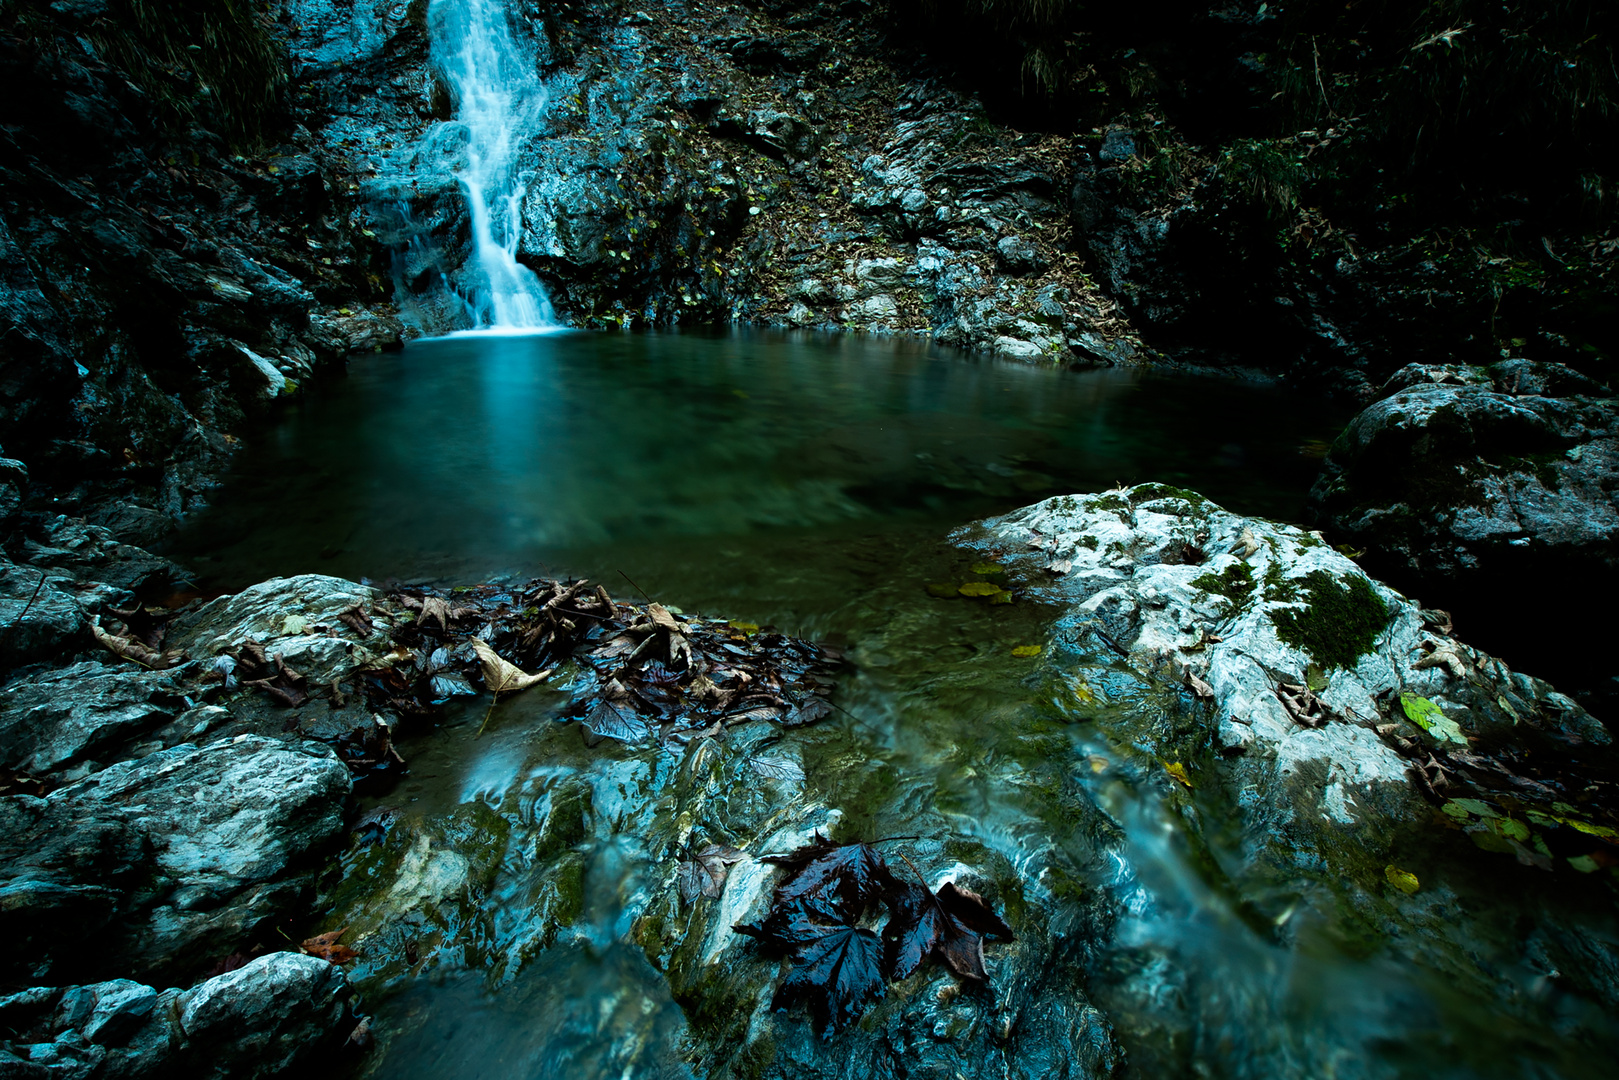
<box><xmin>20</xmin><ymin>516</ymin><xmax>183</xmax><ymax>596</ymax></box>
<box><xmin>1310</xmin><ymin>361</ymin><xmax>1618</xmax><ymax>708</ymax></box>
<box><xmin>0</xmin><ymin>558</ymin><xmax>90</xmax><ymax>673</ymax></box>
<box><xmin>967</xmin><ymin>487</ymin><xmax>1619</xmax><ymax>1071</ymax></box>
<box><xmin>0</xmin><ymin>952</ymin><xmax>351</xmax><ymax>1080</ymax></box>
<box><xmin>0</xmin><ymin>736</ymin><xmax>350</xmax><ymax>985</ymax></box>
<box><xmin>0</xmin><ymin>661</ymin><xmax>189</xmax><ymax>780</ymax></box>
<box><xmin>0</xmin><ymin>2</ymin><xmax>400</xmax><ymax>541</ymax></box>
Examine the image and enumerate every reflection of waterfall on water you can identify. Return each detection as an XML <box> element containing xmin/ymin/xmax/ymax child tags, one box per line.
<box><xmin>430</xmin><ymin>0</ymin><xmax>558</xmax><ymax>331</ymax></box>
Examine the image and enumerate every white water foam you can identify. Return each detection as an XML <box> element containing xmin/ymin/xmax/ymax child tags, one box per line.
<box><xmin>430</xmin><ymin>0</ymin><xmax>559</xmax><ymax>331</ymax></box>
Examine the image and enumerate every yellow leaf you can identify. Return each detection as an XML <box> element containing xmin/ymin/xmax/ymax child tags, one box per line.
<box><xmin>472</xmin><ymin>638</ymin><xmax>551</xmax><ymax>694</ymax></box>
<box><xmin>1011</xmin><ymin>645</ymin><xmax>1041</xmax><ymax>657</ymax></box>
<box><xmin>970</xmin><ymin>563</ymin><xmax>1005</xmax><ymax>575</ymax></box>
<box><xmin>1163</xmin><ymin>761</ymin><xmax>1193</xmax><ymax>789</ymax></box>
<box><xmin>1384</xmin><ymin>865</ymin><xmax>1420</xmax><ymax>895</ymax></box>
<box><xmin>727</xmin><ymin>620</ymin><xmax>759</xmax><ymax>634</ymax></box>
<box><xmin>1071</xmin><ymin>678</ymin><xmax>1096</xmax><ymax>705</ymax></box>
<box><xmin>958</xmin><ymin>582</ymin><xmax>1003</xmax><ymax>597</ymax></box>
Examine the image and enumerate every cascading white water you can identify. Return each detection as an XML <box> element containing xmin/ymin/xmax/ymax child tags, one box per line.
<box><xmin>430</xmin><ymin>0</ymin><xmax>559</xmax><ymax>331</ymax></box>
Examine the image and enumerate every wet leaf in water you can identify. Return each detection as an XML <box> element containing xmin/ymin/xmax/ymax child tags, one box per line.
<box><xmin>1011</xmin><ymin>645</ymin><xmax>1041</xmax><ymax>657</ymax></box>
<box><xmin>471</xmin><ymin>638</ymin><xmax>551</xmax><ymax>694</ymax></box>
<box><xmin>771</xmin><ymin>925</ymin><xmax>886</xmax><ymax>1036</ymax></box>
<box><xmin>1163</xmin><ymin>761</ymin><xmax>1194</xmax><ymax>789</ymax></box>
<box><xmin>1568</xmin><ymin>855</ymin><xmax>1601</xmax><ymax>873</ymax></box>
<box><xmin>988</xmin><ymin>591</ymin><xmax>1015</xmax><ymax>605</ymax></box>
<box><xmin>300</xmin><ymin>928</ymin><xmax>357</xmax><ymax>964</ymax></box>
<box><xmin>678</xmin><ymin>843</ymin><xmax>745</xmax><ymax>904</ymax></box>
<box><xmin>751</xmin><ymin>755</ymin><xmax>806</xmax><ymax>783</ymax></box>
<box><xmin>958</xmin><ymin>582</ymin><xmax>1003</xmax><ymax>598</ymax></box>
<box><xmin>881</xmin><ymin>883</ymin><xmax>949</xmax><ymax>981</ymax></box>
<box><xmin>582</xmin><ymin>699</ymin><xmax>654</xmax><ymax>747</ymax></box>
<box><xmin>882</xmin><ymin>880</ymin><xmax>1014</xmax><ymax>983</ymax></box>
<box><xmin>925</xmin><ymin>583</ymin><xmax>959</xmax><ymax>598</ymax></box>
<box><xmin>765</xmin><ymin>838</ymin><xmax>898</xmax><ymax>923</ymax></box>
<box><xmin>1401</xmin><ymin>693</ymin><xmax>1468</xmax><ymax>745</ymax></box>
<box><xmin>734</xmin><ymin>902</ymin><xmax>827</xmax><ymax>950</ymax></box>
<box><xmin>728</xmin><ymin>620</ymin><xmax>759</xmax><ymax>634</ymax></box>
<box><xmin>782</xmin><ymin>697</ymin><xmax>833</xmax><ymax>727</ymax></box>
<box><xmin>970</xmin><ymin>563</ymin><xmax>1005</xmax><ymax>575</ymax></box>
<box><xmin>1384</xmin><ymin>865</ymin><xmax>1420</xmax><ymax>895</ymax></box>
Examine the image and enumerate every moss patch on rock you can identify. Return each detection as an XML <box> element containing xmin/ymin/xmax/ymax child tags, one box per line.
<box><xmin>1189</xmin><ymin>562</ymin><xmax>1255</xmax><ymax>609</ymax></box>
<box><xmin>1269</xmin><ymin>571</ymin><xmax>1388</xmax><ymax>669</ymax></box>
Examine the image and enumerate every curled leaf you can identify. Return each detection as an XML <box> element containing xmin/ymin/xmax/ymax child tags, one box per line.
<box><xmin>472</xmin><ymin>638</ymin><xmax>551</xmax><ymax>694</ymax></box>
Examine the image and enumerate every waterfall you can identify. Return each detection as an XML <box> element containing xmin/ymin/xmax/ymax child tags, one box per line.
<box><xmin>430</xmin><ymin>0</ymin><xmax>559</xmax><ymax>331</ymax></box>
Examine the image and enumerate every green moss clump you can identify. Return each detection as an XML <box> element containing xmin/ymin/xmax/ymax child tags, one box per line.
<box><xmin>1130</xmin><ymin>483</ymin><xmax>1208</xmax><ymax>506</ymax></box>
<box><xmin>1269</xmin><ymin>571</ymin><xmax>1389</xmax><ymax>670</ymax></box>
<box><xmin>1189</xmin><ymin>562</ymin><xmax>1255</xmax><ymax>609</ymax></box>
<box><xmin>1077</xmin><ymin>534</ymin><xmax>1099</xmax><ymax>550</ymax></box>
<box><xmin>1090</xmin><ymin>492</ymin><xmax>1130</xmax><ymax>513</ymax></box>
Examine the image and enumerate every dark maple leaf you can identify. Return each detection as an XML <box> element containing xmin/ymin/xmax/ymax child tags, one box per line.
<box><xmin>882</xmin><ymin>880</ymin><xmax>1015</xmax><ymax>982</ymax></box>
<box><xmin>733</xmin><ymin>902</ymin><xmax>828</xmax><ymax>951</ymax></box>
<box><xmin>677</xmin><ymin>843</ymin><xmax>745</xmax><ymax>904</ymax></box>
<box><xmin>880</xmin><ymin>883</ymin><xmax>949</xmax><ymax>981</ymax></box>
<box><xmin>936</xmin><ymin>881</ymin><xmax>1014</xmax><ymax>941</ymax></box>
<box><xmin>765</xmin><ymin>838</ymin><xmax>897</xmax><ymax>923</ymax></box>
<box><xmin>771</xmin><ymin>925</ymin><xmax>885</xmax><ymax>1036</ymax></box>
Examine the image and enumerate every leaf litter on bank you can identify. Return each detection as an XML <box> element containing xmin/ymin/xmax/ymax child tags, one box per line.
<box><xmin>735</xmin><ymin>835</ymin><xmax>1015</xmax><ymax>1035</ymax></box>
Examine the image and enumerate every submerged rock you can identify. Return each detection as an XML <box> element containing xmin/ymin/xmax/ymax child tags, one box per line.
<box><xmin>0</xmin><ymin>736</ymin><xmax>350</xmax><ymax>984</ymax></box>
<box><xmin>0</xmin><ymin>952</ymin><xmax>351</xmax><ymax>1080</ymax></box>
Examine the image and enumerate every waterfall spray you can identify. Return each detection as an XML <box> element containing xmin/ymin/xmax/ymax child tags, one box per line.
<box><xmin>430</xmin><ymin>0</ymin><xmax>558</xmax><ymax>331</ymax></box>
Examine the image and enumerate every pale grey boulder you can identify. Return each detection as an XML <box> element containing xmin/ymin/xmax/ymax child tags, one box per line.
<box><xmin>165</xmin><ymin>574</ymin><xmax>394</xmax><ymax>686</ymax></box>
<box><xmin>963</xmin><ymin>485</ymin><xmax>1604</xmax><ymax>866</ymax></box>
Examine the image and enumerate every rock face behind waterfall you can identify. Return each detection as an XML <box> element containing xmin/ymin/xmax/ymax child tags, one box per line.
<box><xmin>0</xmin><ymin>2</ymin><xmax>405</xmax><ymax>541</ymax></box>
<box><xmin>337</xmin><ymin>0</ymin><xmax>1138</xmax><ymax>360</ymax></box>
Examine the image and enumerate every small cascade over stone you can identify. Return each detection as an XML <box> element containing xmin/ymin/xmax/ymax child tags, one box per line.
<box><xmin>430</xmin><ymin>0</ymin><xmax>558</xmax><ymax>331</ymax></box>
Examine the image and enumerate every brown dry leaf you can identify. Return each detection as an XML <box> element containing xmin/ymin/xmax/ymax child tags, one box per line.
<box><xmin>417</xmin><ymin>596</ymin><xmax>452</xmax><ymax>631</ymax></box>
<box><xmin>1185</xmin><ymin>670</ymin><xmax>1215</xmax><ymax>699</ymax></box>
<box><xmin>300</xmin><ymin>928</ymin><xmax>358</xmax><ymax>964</ymax></box>
<box><xmin>471</xmin><ymin>638</ymin><xmax>550</xmax><ymax>694</ymax></box>
<box><xmin>647</xmin><ymin>603</ymin><xmax>682</xmax><ymax>634</ymax></box>
<box><xmin>91</xmin><ymin>619</ymin><xmax>176</xmax><ymax>669</ymax></box>
<box><xmin>1229</xmin><ymin>527</ymin><xmax>1260</xmax><ymax>557</ymax></box>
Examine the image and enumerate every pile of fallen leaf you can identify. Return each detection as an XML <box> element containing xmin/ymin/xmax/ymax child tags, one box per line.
<box><xmin>378</xmin><ymin>578</ymin><xmax>843</xmax><ymax>748</ymax></box>
<box><xmin>1375</xmin><ymin>688</ymin><xmax>1619</xmax><ymax>875</ymax></box>
<box><xmin>734</xmin><ymin>837</ymin><xmax>1014</xmax><ymax>1035</ymax></box>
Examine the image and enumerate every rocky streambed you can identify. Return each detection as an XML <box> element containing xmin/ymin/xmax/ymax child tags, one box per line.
<box><xmin>5</xmin><ymin>478</ymin><xmax>1616</xmax><ymax>1079</ymax></box>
